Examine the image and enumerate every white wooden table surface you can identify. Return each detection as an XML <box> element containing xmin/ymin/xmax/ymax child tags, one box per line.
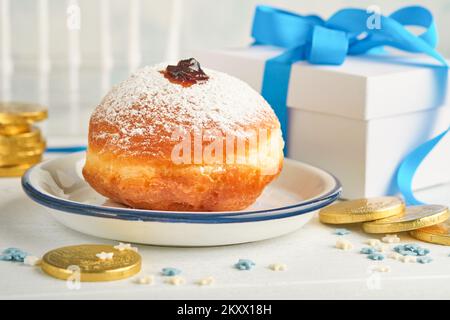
<box><xmin>1</xmin><ymin>70</ymin><xmax>449</xmax><ymax>300</ymax></box>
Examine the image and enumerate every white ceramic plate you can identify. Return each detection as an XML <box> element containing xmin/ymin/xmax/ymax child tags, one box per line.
<box><xmin>22</xmin><ymin>152</ymin><xmax>341</xmax><ymax>246</ymax></box>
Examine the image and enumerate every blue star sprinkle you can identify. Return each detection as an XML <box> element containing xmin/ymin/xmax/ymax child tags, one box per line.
<box><xmin>360</xmin><ymin>247</ymin><xmax>376</xmax><ymax>254</ymax></box>
<box><xmin>417</xmin><ymin>256</ymin><xmax>433</xmax><ymax>264</ymax></box>
<box><xmin>334</xmin><ymin>228</ymin><xmax>351</xmax><ymax>236</ymax></box>
<box><xmin>234</xmin><ymin>259</ymin><xmax>256</xmax><ymax>271</ymax></box>
<box><xmin>161</xmin><ymin>267</ymin><xmax>181</xmax><ymax>276</ymax></box>
<box><xmin>394</xmin><ymin>244</ymin><xmax>430</xmax><ymax>256</ymax></box>
<box><xmin>0</xmin><ymin>248</ymin><xmax>29</xmax><ymax>262</ymax></box>
<box><xmin>367</xmin><ymin>253</ymin><xmax>385</xmax><ymax>261</ymax></box>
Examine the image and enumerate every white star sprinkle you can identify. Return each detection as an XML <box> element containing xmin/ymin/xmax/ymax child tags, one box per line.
<box><xmin>96</xmin><ymin>252</ymin><xmax>114</xmax><ymax>260</ymax></box>
<box><xmin>400</xmin><ymin>255</ymin><xmax>416</xmax><ymax>263</ymax></box>
<box><xmin>135</xmin><ymin>275</ymin><xmax>154</xmax><ymax>285</ymax></box>
<box><xmin>114</xmin><ymin>242</ymin><xmax>131</xmax><ymax>251</ymax></box>
<box><xmin>269</xmin><ymin>263</ymin><xmax>287</xmax><ymax>271</ymax></box>
<box><xmin>366</xmin><ymin>239</ymin><xmax>381</xmax><ymax>247</ymax></box>
<box><xmin>373</xmin><ymin>265</ymin><xmax>391</xmax><ymax>273</ymax></box>
<box><xmin>374</xmin><ymin>244</ymin><xmax>388</xmax><ymax>253</ymax></box>
<box><xmin>382</xmin><ymin>234</ymin><xmax>400</xmax><ymax>244</ymax></box>
<box><xmin>336</xmin><ymin>239</ymin><xmax>353</xmax><ymax>250</ymax></box>
<box><xmin>23</xmin><ymin>256</ymin><xmax>41</xmax><ymax>266</ymax></box>
<box><xmin>114</xmin><ymin>242</ymin><xmax>138</xmax><ymax>252</ymax></box>
<box><xmin>197</xmin><ymin>276</ymin><xmax>214</xmax><ymax>286</ymax></box>
<box><xmin>388</xmin><ymin>252</ymin><xmax>402</xmax><ymax>260</ymax></box>
<box><xmin>166</xmin><ymin>276</ymin><xmax>185</xmax><ymax>285</ymax></box>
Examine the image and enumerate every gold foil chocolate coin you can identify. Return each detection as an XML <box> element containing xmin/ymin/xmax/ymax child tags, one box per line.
<box><xmin>0</xmin><ymin>102</ymin><xmax>47</xmax><ymax>125</ymax></box>
<box><xmin>0</xmin><ymin>123</ymin><xmax>30</xmax><ymax>136</ymax></box>
<box><xmin>0</xmin><ymin>140</ymin><xmax>46</xmax><ymax>156</ymax></box>
<box><xmin>319</xmin><ymin>197</ymin><xmax>404</xmax><ymax>224</ymax></box>
<box><xmin>362</xmin><ymin>205</ymin><xmax>449</xmax><ymax>234</ymax></box>
<box><xmin>41</xmin><ymin>244</ymin><xmax>141</xmax><ymax>282</ymax></box>
<box><xmin>410</xmin><ymin>218</ymin><xmax>450</xmax><ymax>246</ymax></box>
<box><xmin>0</xmin><ymin>152</ymin><xmax>43</xmax><ymax>167</ymax></box>
<box><xmin>0</xmin><ymin>163</ymin><xmax>35</xmax><ymax>177</ymax></box>
<box><xmin>0</xmin><ymin>127</ymin><xmax>42</xmax><ymax>147</ymax></box>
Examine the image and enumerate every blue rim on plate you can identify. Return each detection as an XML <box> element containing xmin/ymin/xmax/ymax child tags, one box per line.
<box><xmin>21</xmin><ymin>153</ymin><xmax>342</xmax><ymax>224</ymax></box>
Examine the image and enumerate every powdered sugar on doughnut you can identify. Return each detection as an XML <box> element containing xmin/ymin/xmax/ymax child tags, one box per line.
<box><xmin>90</xmin><ymin>63</ymin><xmax>279</xmax><ymax>155</ymax></box>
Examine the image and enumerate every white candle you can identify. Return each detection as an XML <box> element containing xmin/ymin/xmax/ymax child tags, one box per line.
<box><xmin>165</xmin><ymin>0</ymin><xmax>182</xmax><ymax>63</ymax></box>
<box><xmin>128</xmin><ymin>0</ymin><xmax>141</xmax><ymax>72</ymax></box>
<box><xmin>38</xmin><ymin>0</ymin><xmax>50</xmax><ymax>73</ymax></box>
<box><xmin>101</xmin><ymin>66</ymin><xmax>111</xmax><ymax>97</ymax></box>
<box><xmin>38</xmin><ymin>72</ymin><xmax>49</xmax><ymax>108</ymax></box>
<box><xmin>38</xmin><ymin>0</ymin><xmax>50</xmax><ymax>119</ymax></box>
<box><xmin>100</xmin><ymin>0</ymin><xmax>113</xmax><ymax>70</ymax></box>
<box><xmin>67</xmin><ymin>0</ymin><xmax>81</xmax><ymax>134</ymax></box>
<box><xmin>38</xmin><ymin>71</ymin><xmax>49</xmax><ymax>135</ymax></box>
<box><xmin>100</xmin><ymin>0</ymin><xmax>112</xmax><ymax>95</ymax></box>
<box><xmin>1</xmin><ymin>0</ymin><xmax>12</xmax><ymax>100</ymax></box>
<box><xmin>1</xmin><ymin>0</ymin><xmax>13</xmax><ymax>74</ymax></box>
<box><xmin>68</xmin><ymin>65</ymin><xmax>80</xmax><ymax>135</ymax></box>
<box><xmin>67</xmin><ymin>0</ymin><xmax>81</xmax><ymax>68</ymax></box>
<box><xmin>1</xmin><ymin>71</ymin><xmax>11</xmax><ymax>102</ymax></box>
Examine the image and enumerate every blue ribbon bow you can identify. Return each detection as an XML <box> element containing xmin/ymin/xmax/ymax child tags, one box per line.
<box><xmin>251</xmin><ymin>5</ymin><xmax>449</xmax><ymax>205</ymax></box>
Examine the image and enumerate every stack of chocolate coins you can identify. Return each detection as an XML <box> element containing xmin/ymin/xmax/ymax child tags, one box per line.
<box><xmin>0</xmin><ymin>102</ymin><xmax>47</xmax><ymax>177</ymax></box>
<box><xmin>319</xmin><ymin>197</ymin><xmax>450</xmax><ymax>246</ymax></box>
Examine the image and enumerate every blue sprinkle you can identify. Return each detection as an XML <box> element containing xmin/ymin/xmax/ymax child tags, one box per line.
<box><xmin>360</xmin><ymin>247</ymin><xmax>376</xmax><ymax>254</ymax></box>
<box><xmin>161</xmin><ymin>267</ymin><xmax>181</xmax><ymax>276</ymax></box>
<box><xmin>0</xmin><ymin>255</ymin><xmax>12</xmax><ymax>261</ymax></box>
<box><xmin>399</xmin><ymin>250</ymin><xmax>417</xmax><ymax>256</ymax></box>
<box><xmin>334</xmin><ymin>228</ymin><xmax>351</xmax><ymax>236</ymax></box>
<box><xmin>0</xmin><ymin>248</ymin><xmax>28</xmax><ymax>262</ymax></box>
<box><xmin>417</xmin><ymin>256</ymin><xmax>433</xmax><ymax>264</ymax></box>
<box><xmin>394</xmin><ymin>244</ymin><xmax>430</xmax><ymax>256</ymax></box>
<box><xmin>234</xmin><ymin>259</ymin><xmax>255</xmax><ymax>271</ymax></box>
<box><xmin>367</xmin><ymin>253</ymin><xmax>384</xmax><ymax>261</ymax></box>
<box><xmin>416</xmin><ymin>248</ymin><xmax>430</xmax><ymax>256</ymax></box>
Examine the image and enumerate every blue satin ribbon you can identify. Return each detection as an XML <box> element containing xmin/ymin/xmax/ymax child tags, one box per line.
<box><xmin>251</xmin><ymin>5</ymin><xmax>448</xmax><ymax>205</ymax></box>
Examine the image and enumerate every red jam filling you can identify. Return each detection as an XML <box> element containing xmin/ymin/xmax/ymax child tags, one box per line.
<box><xmin>161</xmin><ymin>58</ymin><xmax>209</xmax><ymax>87</ymax></box>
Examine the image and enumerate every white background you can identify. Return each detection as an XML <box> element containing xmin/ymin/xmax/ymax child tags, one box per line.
<box><xmin>2</xmin><ymin>0</ymin><xmax>450</xmax><ymax>69</ymax></box>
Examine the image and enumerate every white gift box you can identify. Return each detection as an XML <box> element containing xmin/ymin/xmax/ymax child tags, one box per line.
<box><xmin>196</xmin><ymin>46</ymin><xmax>450</xmax><ymax>199</ymax></box>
